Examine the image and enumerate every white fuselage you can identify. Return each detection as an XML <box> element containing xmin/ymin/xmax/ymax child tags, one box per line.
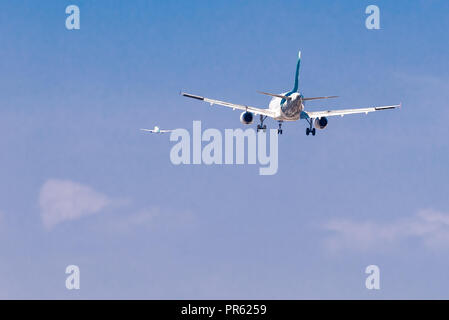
<box><xmin>269</xmin><ymin>92</ymin><xmax>304</xmax><ymax>121</ymax></box>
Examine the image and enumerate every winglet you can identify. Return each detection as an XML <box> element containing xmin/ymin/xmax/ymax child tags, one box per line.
<box><xmin>298</xmin><ymin>50</ymin><xmax>301</xmax><ymax>59</ymax></box>
<box><xmin>181</xmin><ymin>92</ymin><xmax>205</xmax><ymax>101</ymax></box>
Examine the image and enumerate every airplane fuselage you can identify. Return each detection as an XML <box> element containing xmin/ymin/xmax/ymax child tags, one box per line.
<box><xmin>269</xmin><ymin>92</ymin><xmax>304</xmax><ymax>121</ymax></box>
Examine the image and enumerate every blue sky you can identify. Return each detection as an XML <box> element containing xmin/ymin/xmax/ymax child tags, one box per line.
<box><xmin>1</xmin><ymin>0</ymin><xmax>449</xmax><ymax>298</ymax></box>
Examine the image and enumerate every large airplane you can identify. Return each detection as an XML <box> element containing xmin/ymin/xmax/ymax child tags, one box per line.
<box><xmin>181</xmin><ymin>51</ymin><xmax>400</xmax><ymax>136</ymax></box>
<box><xmin>140</xmin><ymin>126</ymin><xmax>172</xmax><ymax>134</ymax></box>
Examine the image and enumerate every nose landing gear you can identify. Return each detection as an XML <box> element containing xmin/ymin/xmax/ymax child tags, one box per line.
<box><xmin>257</xmin><ymin>115</ymin><xmax>268</xmax><ymax>132</ymax></box>
<box><xmin>277</xmin><ymin>121</ymin><xmax>283</xmax><ymax>135</ymax></box>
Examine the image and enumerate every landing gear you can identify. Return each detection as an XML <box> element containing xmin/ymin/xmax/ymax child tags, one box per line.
<box><xmin>306</xmin><ymin>127</ymin><xmax>316</xmax><ymax>136</ymax></box>
<box><xmin>277</xmin><ymin>121</ymin><xmax>283</xmax><ymax>135</ymax></box>
<box><xmin>257</xmin><ymin>115</ymin><xmax>267</xmax><ymax>132</ymax></box>
<box><xmin>305</xmin><ymin>118</ymin><xmax>316</xmax><ymax>136</ymax></box>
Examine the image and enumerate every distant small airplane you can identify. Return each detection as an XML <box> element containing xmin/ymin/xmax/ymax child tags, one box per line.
<box><xmin>140</xmin><ymin>126</ymin><xmax>172</xmax><ymax>134</ymax></box>
<box><xmin>182</xmin><ymin>51</ymin><xmax>400</xmax><ymax>136</ymax></box>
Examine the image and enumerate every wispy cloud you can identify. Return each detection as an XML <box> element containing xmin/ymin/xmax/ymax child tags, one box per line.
<box><xmin>103</xmin><ymin>207</ymin><xmax>196</xmax><ymax>234</ymax></box>
<box><xmin>38</xmin><ymin>179</ymin><xmax>193</xmax><ymax>233</ymax></box>
<box><xmin>323</xmin><ymin>209</ymin><xmax>449</xmax><ymax>253</ymax></box>
<box><xmin>39</xmin><ymin>179</ymin><xmax>111</xmax><ymax>229</ymax></box>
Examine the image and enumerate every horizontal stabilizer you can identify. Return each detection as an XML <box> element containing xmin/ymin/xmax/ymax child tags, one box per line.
<box><xmin>257</xmin><ymin>91</ymin><xmax>292</xmax><ymax>100</ymax></box>
<box><xmin>302</xmin><ymin>96</ymin><xmax>339</xmax><ymax>101</ymax></box>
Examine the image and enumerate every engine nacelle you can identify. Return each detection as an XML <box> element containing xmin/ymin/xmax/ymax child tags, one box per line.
<box><xmin>240</xmin><ymin>111</ymin><xmax>254</xmax><ymax>125</ymax></box>
<box><xmin>314</xmin><ymin>117</ymin><xmax>328</xmax><ymax>130</ymax></box>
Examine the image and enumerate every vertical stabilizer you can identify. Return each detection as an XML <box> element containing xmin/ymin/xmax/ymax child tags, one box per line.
<box><xmin>292</xmin><ymin>51</ymin><xmax>301</xmax><ymax>93</ymax></box>
<box><xmin>281</xmin><ymin>51</ymin><xmax>301</xmax><ymax>105</ymax></box>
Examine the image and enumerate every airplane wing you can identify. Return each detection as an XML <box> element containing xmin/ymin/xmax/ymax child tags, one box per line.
<box><xmin>159</xmin><ymin>130</ymin><xmax>172</xmax><ymax>133</ymax></box>
<box><xmin>304</xmin><ymin>104</ymin><xmax>401</xmax><ymax>118</ymax></box>
<box><xmin>182</xmin><ymin>92</ymin><xmax>277</xmax><ymax>118</ymax></box>
<box><xmin>140</xmin><ymin>129</ymin><xmax>156</xmax><ymax>133</ymax></box>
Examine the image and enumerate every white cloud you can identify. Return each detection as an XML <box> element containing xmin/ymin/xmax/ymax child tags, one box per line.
<box><xmin>102</xmin><ymin>207</ymin><xmax>196</xmax><ymax>234</ymax></box>
<box><xmin>103</xmin><ymin>208</ymin><xmax>160</xmax><ymax>233</ymax></box>
<box><xmin>323</xmin><ymin>209</ymin><xmax>449</xmax><ymax>252</ymax></box>
<box><xmin>39</xmin><ymin>179</ymin><xmax>111</xmax><ymax>229</ymax></box>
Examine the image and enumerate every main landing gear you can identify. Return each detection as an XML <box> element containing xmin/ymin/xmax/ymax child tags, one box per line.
<box><xmin>277</xmin><ymin>121</ymin><xmax>283</xmax><ymax>135</ymax></box>
<box><xmin>305</xmin><ymin>118</ymin><xmax>316</xmax><ymax>136</ymax></box>
<box><xmin>256</xmin><ymin>115</ymin><xmax>267</xmax><ymax>132</ymax></box>
<box><xmin>306</xmin><ymin>127</ymin><xmax>315</xmax><ymax>136</ymax></box>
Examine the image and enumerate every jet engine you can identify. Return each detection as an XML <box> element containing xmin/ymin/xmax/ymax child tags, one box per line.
<box><xmin>240</xmin><ymin>111</ymin><xmax>254</xmax><ymax>125</ymax></box>
<box><xmin>314</xmin><ymin>117</ymin><xmax>328</xmax><ymax>129</ymax></box>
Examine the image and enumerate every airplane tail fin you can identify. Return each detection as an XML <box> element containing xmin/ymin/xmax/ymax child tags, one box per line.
<box><xmin>257</xmin><ymin>51</ymin><xmax>303</xmax><ymax>105</ymax></box>
<box><xmin>292</xmin><ymin>51</ymin><xmax>301</xmax><ymax>93</ymax></box>
<box><xmin>279</xmin><ymin>51</ymin><xmax>301</xmax><ymax>105</ymax></box>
